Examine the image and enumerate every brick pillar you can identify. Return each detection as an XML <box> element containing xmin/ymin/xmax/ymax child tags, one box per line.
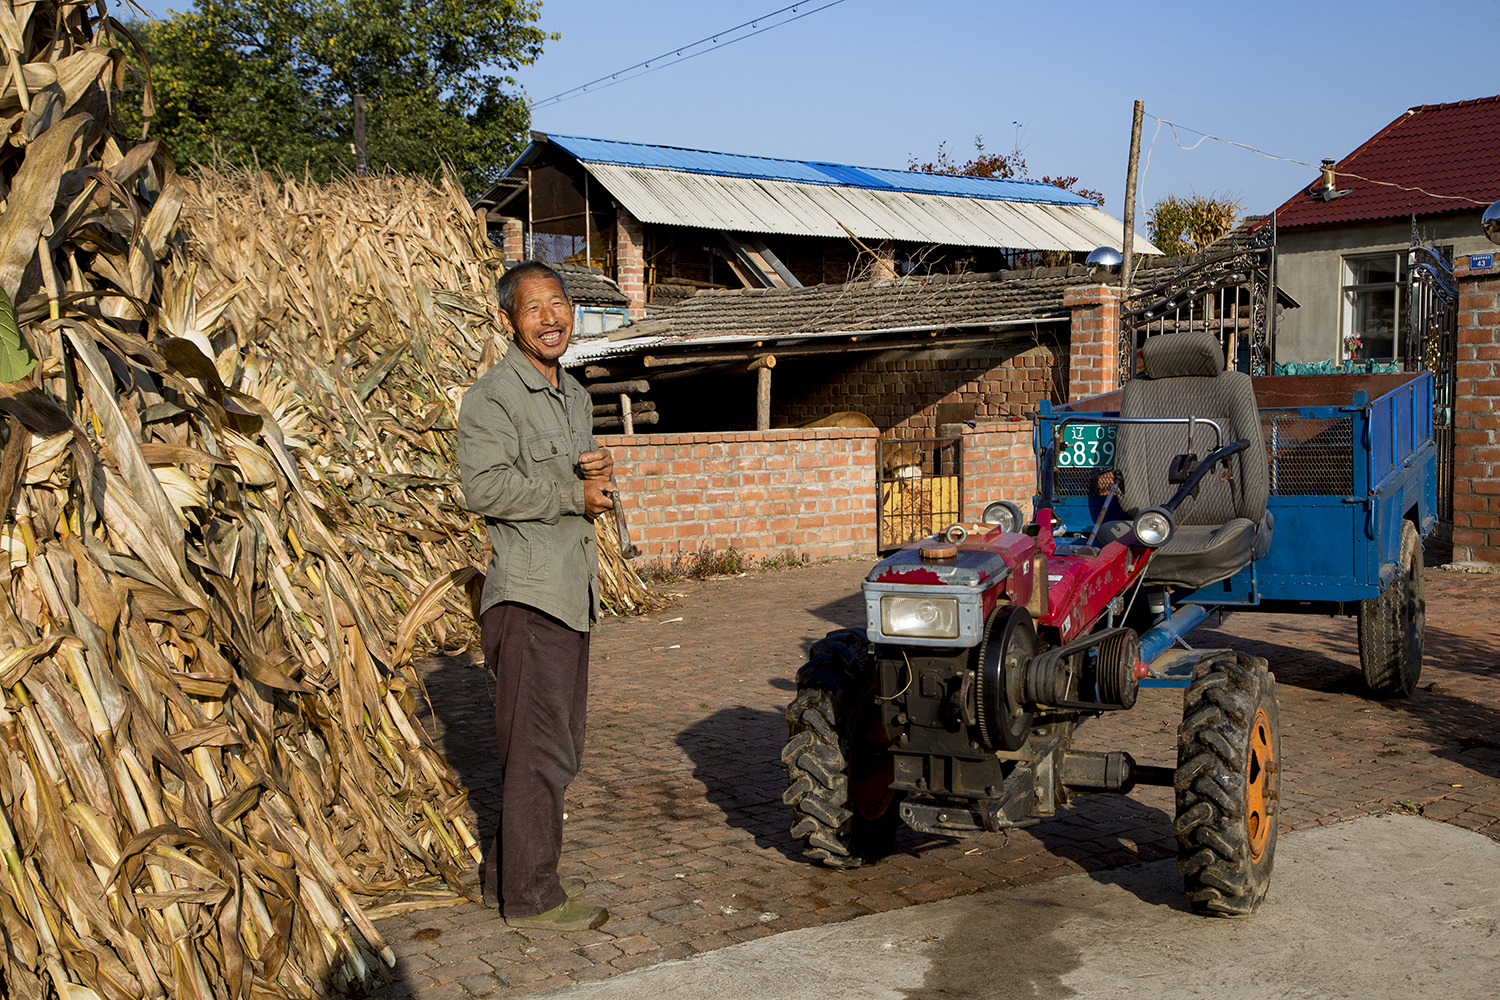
<box><xmin>1063</xmin><ymin>283</ymin><xmax>1123</xmax><ymax>401</ymax></box>
<box><xmin>615</xmin><ymin>206</ymin><xmax>646</xmax><ymax>319</ymax></box>
<box><xmin>499</xmin><ymin>216</ymin><xmax>524</xmax><ymax>260</ymax></box>
<box><xmin>1453</xmin><ymin>255</ymin><xmax>1500</xmax><ymax>566</ymax></box>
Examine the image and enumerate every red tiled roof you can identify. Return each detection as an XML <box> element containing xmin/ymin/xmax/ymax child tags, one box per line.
<box><xmin>1270</xmin><ymin>95</ymin><xmax>1500</xmax><ymax>230</ymax></box>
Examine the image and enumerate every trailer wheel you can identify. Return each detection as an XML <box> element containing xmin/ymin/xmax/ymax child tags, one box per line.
<box><xmin>1174</xmin><ymin>650</ymin><xmax>1280</xmax><ymax>916</ymax></box>
<box><xmin>1357</xmin><ymin>519</ymin><xmax>1424</xmax><ymax>699</ymax></box>
<box><xmin>783</xmin><ymin>629</ymin><xmax>902</xmax><ymax>868</ymax></box>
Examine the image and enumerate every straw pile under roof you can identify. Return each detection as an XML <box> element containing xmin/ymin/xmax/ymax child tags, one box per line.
<box><xmin>0</xmin><ymin>3</ymin><xmax>651</xmax><ymax>999</ymax></box>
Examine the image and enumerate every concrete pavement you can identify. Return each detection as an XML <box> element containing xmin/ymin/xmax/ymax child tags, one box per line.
<box><xmin>531</xmin><ymin>813</ymin><xmax>1500</xmax><ymax>1000</ymax></box>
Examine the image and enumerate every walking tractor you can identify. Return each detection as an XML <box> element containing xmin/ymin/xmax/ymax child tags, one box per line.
<box><xmin>783</xmin><ymin>331</ymin><xmax>1437</xmax><ymax>917</ymax></box>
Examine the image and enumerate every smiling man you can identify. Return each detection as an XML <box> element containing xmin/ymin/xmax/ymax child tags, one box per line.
<box><xmin>457</xmin><ymin>260</ymin><xmax>614</xmax><ymax>931</ymax></box>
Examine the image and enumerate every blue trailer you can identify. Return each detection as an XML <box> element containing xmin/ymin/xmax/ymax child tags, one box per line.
<box><xmin>1038</xmin><ymin>369</ymin><xmax>1437</xmax><ymax>697</ymax></box>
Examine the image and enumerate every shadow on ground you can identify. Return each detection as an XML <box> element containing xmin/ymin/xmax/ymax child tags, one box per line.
<box><xmin>676</xmin><ymin>706</ymin><xmax>803</xmax><ymax>858</ymax></box>
<box><xmin>1194</xmin><ymin>617</ymin><xmax>1500</xmax><ymax>784</ymax></box>
<box><xmin>411</xmin><ymin>652</ymin><xmax>497</xmax><ymax>869</ymax></box>
<box><xmin>806</xmin><ymin>589</ymin><xmax>866</xmax><ymax>634</ymax></box>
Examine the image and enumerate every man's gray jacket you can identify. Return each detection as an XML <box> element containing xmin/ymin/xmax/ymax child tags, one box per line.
<box><xmin>457</xmin><ymin>346</ymin><xmax>599</xmax><ymax>631</ymax></box>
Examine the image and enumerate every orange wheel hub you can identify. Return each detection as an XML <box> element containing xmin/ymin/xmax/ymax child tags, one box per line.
<box><xmin>1245</xmin><ymin>706</ymin><xmax>1274</xmax><ymax>862</ymax></box>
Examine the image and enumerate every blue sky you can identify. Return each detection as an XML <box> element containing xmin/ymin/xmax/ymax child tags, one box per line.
<box><xmin>128</xmin><ymin>0</ymin><xmax>1497</xmax><ymax>219</ymax></box>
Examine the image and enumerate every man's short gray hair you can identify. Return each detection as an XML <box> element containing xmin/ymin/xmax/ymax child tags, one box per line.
<box><xmin>496</xmin><ymin>260</ymin><xmax>571</xmax><ymax>320</ymax></box>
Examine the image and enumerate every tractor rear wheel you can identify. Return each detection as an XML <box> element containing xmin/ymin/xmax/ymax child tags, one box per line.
<box><xmin>782</xmin><ymin>629</ymin><xmax>901</xmax><ymax>868</ymax></box>
<box><xmin>1174</xmin><ymin>650</ymin><xmax>1280</xmax><ymax>916</ymax></box>
<box><xmin>1357</xmin><ymin>519</ymin><xmax>1424</xmax><ymax>699</ymax></box>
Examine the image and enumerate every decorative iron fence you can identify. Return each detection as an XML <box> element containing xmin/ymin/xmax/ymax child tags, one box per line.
<box><xmin>1121</xmin><ymin>223</ymin><xmax>1277</xmax><ymax>379</ymax></box>
<box><xmin>1404</xmin><ymin>229</ymin><xmax>1458</xmax><ymax>537</ymax></box>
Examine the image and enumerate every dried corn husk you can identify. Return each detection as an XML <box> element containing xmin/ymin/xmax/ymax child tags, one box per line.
<box><xmin>0</xmin><ymin>4</ymin><xmax>532</xmax><ymax>999</ymax></box>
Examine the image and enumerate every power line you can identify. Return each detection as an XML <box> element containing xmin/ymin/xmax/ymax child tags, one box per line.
<box><xmin>1148</xmin><ymin>114</ymin><xmax>1491</xmax><ymax>207</ymax></box>
<box><xmin>528</xmin><ymin>1</ymin><xmax>850</xmax><ymax>110</ymax></box>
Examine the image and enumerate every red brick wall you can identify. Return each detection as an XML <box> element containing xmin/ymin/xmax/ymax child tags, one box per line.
<box><xmin>1064</xmin><ymin>284</ymin><xmax>1123</xmax><ymax>399</ymax></box>
<box><xmin>500</xmin><ymin>216</ymin><xmax>524</xmax><ymax>261</ymax></box>
<box><xmin>772</xmin><ymin>342</ymin><xmax>1066</xmax><ymax>437</ymax></box>
<box><xmin>961</xmin><ymin>423</ymin><xmax>1038</xmax><ymax>518</ymax></box>
<box><xmin>615</xmin><ymin>207</ymin><xmax>646</xmax><ymax>320</ymax></box>
<box><xmin>601</xmin><ymin>428</ymin><xmax>878</xmax><ymax>561</ymax></box>
<box><xmin>1454</xmin><ymin>256</ymin><xmax>1500</xmax><ymax>566</ymax></box>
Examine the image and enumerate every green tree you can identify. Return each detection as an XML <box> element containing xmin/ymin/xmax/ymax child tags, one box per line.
<box><xmin>1147</xmin><ymin>192</ymin><xmax>1242</xmax><ymax>257</ymax></box>
<box><xmin>124</xmin><ymin>0</ymin><xmax>554</xmax><ymax>192</ymax></box>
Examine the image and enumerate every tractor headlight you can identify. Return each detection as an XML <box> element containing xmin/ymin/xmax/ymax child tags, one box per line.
<box><xmin>1133</xmin><ymin>507</ymin><xmax>1175</xmax><ymax>547</ymax></box>
<box><xmin>981</xmin><ymin>500</ymin><xmax>1025</xmax><ymax>532</ymax></box>
<box><xmin>880</xmin><ymin>596</ymin><xmax>960</xmax><ymax>639</ymax></box>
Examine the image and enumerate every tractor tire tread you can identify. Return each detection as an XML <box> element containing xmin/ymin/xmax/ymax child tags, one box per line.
<box><xmin>782</xmin><ymin>628</ymin><xmax>901</xmax><ymax>868</ymax></box>
<box><xmin>1174</xmin><ymin>650</ymin><xmax>1280</xmax><ymax>917</ymax></box>
<box><xmin>1358</xmin><ymin>520</ymin><xmax>1424</xmax><ymax>699</ymax></box>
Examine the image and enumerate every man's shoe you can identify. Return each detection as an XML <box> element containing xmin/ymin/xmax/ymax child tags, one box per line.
<box><xmin>484</xmin><ymin>878</ymin><xmax>584</xmax><ymax>911</ymax></box>
<box><xmin>505</xmin><ymin>899</ymin><xmax>608</xmax><ymax>931</ymax></box>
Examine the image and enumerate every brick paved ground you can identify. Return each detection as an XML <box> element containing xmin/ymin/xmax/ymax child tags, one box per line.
<box><xmin>372</xmin><ymin>556</ymin><xmax>1500</xmax><ymax>999</ymax></box>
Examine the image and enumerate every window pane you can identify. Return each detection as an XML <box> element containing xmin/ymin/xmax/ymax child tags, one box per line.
<box><xmin>577</xmin><ymin>308</ymin><xmax>604</xmax><ymax>335</ymax></box>
<box><xmin>1349</xmin><ymin>255</ymin><xmax>1398</xmax><ymax>285</ymax></box>
<box><xmin>1344</xmin><ymin>286</ymin><xmax>1396</xmax><ymax>359</ymax></box>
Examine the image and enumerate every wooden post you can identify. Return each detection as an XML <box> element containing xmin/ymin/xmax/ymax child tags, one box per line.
<box><xmin>749</xmin><ymin>355</ymin><xmax>775</xmax><ymax>431</ymax></box>
<box><xmin>585</xmin><ymin>379</ymin><xmax>649</xmax><ymax>396</ymax></box>
<box><xmin>1121</xmin><ymin>99</ymin><xmax>1144</xmax><ymax>293</ymax></box>
<box><xmin>619</xmin><ymin>392</ymin><xmax>633</xmax><ymax>435</ymax></box>
<box><xmin>353</xmin><ymin>94</ymin><xmax>367</xmax><ymax>177</ymax></box>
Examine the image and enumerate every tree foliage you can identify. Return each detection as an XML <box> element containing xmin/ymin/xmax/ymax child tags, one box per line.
<box><xmin>124</xmin><ymin>0</ymin><xmax>554</xmax><ymax>193</ymax></box>
<box><xmin>1147</xmin><ymin>192</ymin><xmax>1242</xmax><ymax>257</ymax></box>
<box><xmin>909</xmin><ymin>135</ymin><xmax>1105</xmax><ymax>205</ymax></box>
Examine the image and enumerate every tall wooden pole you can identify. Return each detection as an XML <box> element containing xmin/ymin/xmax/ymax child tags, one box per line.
<box><xmin>749</xmin><ymin>355</ymin><xmax>775</xmax><ymax>431</ymax></box>
<box><xmin>1121</xmin><ymin>99</ymin><xmax>1144</xmax><ymax>293</ymax></box>
<box><xmin>353</xmin><ymin>94</ymin><xmax>367</xmax><ymax>177</ymax></box>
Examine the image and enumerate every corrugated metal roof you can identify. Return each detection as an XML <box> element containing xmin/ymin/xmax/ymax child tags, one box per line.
<box><xmin>582</xmin><ymin>162</ymin><xmax>1157</xmax><ymax>253</ymax></box>
<box><xmin>534</xmin><ymin>133</ymin><xmax>1097</xmax><ymax>206</ymax></box>
<box><xmin>1272</xmin><ymin>95</ymin><xmax>1500</xmax><ymax>229</ymax></box>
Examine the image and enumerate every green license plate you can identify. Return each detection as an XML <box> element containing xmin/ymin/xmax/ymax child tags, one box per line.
<box><xmin>1057</xmin><ymin>424</ymin><xmax>1117</xmax><ymax>468</ymax></box>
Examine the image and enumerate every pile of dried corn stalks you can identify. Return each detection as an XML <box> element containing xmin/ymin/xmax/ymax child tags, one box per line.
<box><xmin>172</xmin><ymin>164</ymin><xmax>655</xmax><ymax>624</ymax></box>
<box><xmin>0</xmin><ymin>3</ymin><xmax>649</xmax><ymax>999</ymax></box>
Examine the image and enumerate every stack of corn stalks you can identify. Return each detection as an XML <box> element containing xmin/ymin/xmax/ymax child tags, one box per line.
<box><xmin>0</xmin><ymin>3</ymin><xmax>667</xmax><ymax>999</ymax></box>
<box><xmin>172</xmin><ymin>165</ymin><xmax>659</xmax><ymax>636</ymax></box>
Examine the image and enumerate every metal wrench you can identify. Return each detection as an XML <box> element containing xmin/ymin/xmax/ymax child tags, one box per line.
<box><xmin>607</xmin><ymin>489</ymin><xmax>641</xmax><ymax>559</ymax></box>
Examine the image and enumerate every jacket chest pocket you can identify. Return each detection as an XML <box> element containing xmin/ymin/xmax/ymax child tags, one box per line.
<box><xmin>526</xmin><ymin>430</ymin><xmax>571</xmax><ymax>471</ymax></box>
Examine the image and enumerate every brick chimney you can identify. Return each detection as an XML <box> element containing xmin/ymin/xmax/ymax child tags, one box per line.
<box><xmin>615</xmin><ymin>206</ymin><xmax>646</xmax><ymax>318</ymax></box>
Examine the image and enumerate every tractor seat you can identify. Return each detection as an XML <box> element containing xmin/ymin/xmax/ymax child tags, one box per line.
<box><xmin>1096</xmin><ymin>332</ymin><xmax>1273</xmax><ymax>590</ymax></box>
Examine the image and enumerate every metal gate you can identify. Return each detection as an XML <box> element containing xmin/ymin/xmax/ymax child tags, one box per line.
<box><xmin>1120</xmin><ymin>222</ymin><xmax>1278</xmax><ymax>379</ymax></box>
<box><xmin>876</xmin><ymin>437</ymin><xmax>963</xmax><ymax>552</ymax></box>
<box><xmin>1404</xmin><ymin>229</ymin><xmax>1458</xmax><ymax>537</ymax></box>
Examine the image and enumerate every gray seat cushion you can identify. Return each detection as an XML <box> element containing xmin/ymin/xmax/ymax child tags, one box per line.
<box><xmin>1113</xmin><ymin>332</ymin><xmax>1272</xmax><ymax>588</ymax></box>
<box><xmin>1098</xmin><ymin>513</ymin><xmax>1272</xmax><ymax>589</ymax></box>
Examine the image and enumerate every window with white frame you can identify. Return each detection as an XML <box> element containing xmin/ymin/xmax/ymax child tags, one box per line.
<box><xmin>1340</xmin><ymin>252</ymin><xmax>1405</xmax><ymax>362</ymax></box>
<box><xmin>575</xmin><ymin>306</ymin><xmax>628</xmax><ymax>336</ymax></box>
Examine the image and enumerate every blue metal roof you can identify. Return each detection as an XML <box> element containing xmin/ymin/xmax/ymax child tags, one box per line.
<box><xmin>522</xmin><ymin>133</ymin><xmax>1096</xmax><ymax>208</ymax></box>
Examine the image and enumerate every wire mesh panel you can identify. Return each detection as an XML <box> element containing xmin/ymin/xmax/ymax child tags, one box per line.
<box><xmin>1261</xmin><ymin>413</ymin><xmax>1354</xmax><ymax>496</ymax></box>
<box><xmin>877</xmin><ymin>437</ymin><xmax>963</xmax><ymax>550</ymax></box>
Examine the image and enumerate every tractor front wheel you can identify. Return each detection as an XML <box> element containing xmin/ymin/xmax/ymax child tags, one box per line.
<box><xmin>1174</xmin><ymin>650</ymin><xmax>1280</xmax><ymax>916</ymax></box>
<box><xmin>1357</xmin><ymin>519</ymin><xmax>1424</xmax><ymax>699</ymax></box>
<box><xmin>782</xmin><ymin>629</ymin><xmax>901</xmax><ymax>868</ymax></box>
